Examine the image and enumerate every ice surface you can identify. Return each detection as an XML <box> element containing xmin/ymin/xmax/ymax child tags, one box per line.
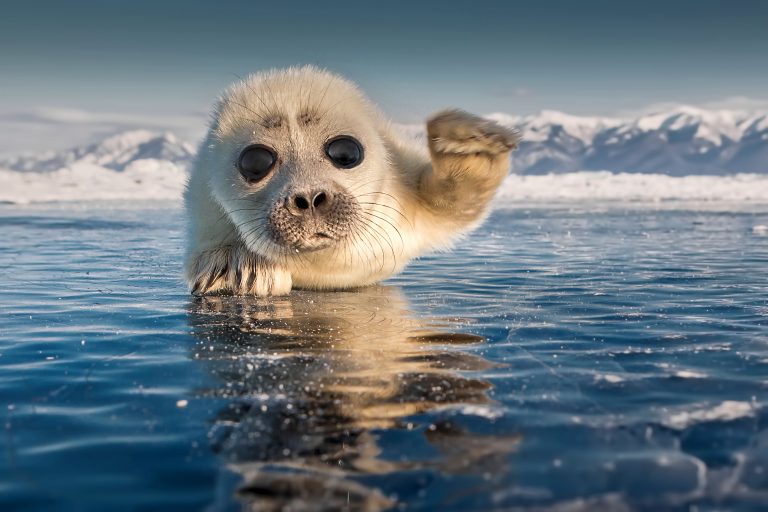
<box><xmin>2</xmin><ymin>205</ymin><xmax>767</xmax><ymax>511</ymax></box>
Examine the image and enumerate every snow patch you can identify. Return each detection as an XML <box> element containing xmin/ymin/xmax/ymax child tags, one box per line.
<box><xmin>0</xmin><ymin>160</ymin><xmax>187</xmax><ymax>204</ymax></box>
<box><xmin>594</xmin><ymin>374</ymin><xmax>626</xmax><ymax>384</ymax></box>
<box><xmin>672</xmin><ymin>370</ymin><xmax>708</xmax><ymax>379</ymax></box>
<box><xmin>453</xmin><ymin>404</ymin><xmax>504</xmax><ymax>419</ymax></box>
<box><xmin>495</xmin><ymin>172</ymin><xmax>768</xmax><ymax>204</ymax></box>
<box><xmin>662</xmin><ymin>401</ymin><xmax>755</xmax><ymax>430</ymax></box>
<box><xmin>4</xmin><ymin>168</ymin><xmax>768</xmax><ymax>205</ymax></box>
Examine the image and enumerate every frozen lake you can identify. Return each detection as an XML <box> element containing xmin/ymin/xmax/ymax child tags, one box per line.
<box><xmin>1</xmin><ymin>202</ymin><xmax>767</xmax><ymax>511</ymax></box>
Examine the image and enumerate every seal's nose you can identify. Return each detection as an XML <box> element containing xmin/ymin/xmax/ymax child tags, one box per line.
<box><xmin>286</xmin><ymin>189</ymin><xmax>333</xmax><ymax>216</ymax></box>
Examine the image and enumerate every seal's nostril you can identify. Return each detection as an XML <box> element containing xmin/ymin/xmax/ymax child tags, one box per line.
<box><xmin>313</xmin><ymin>192</ymin><xmax>327</xmax><ymax>208</ymax></box>
<box><xmin>294</xmin><ymin>196</ymin><xmax>310</xmax><ymax>210</ymax></box>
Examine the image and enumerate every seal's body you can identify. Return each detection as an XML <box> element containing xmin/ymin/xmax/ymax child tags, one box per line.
<box><xmin>184</xmin><ymin>66</ymin><xmax>519</xmax><ymax>296</ymax></box>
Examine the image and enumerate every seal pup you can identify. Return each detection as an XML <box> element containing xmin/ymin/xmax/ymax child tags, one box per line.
<box><xmin>184</xmin><ymin>66</ymin><xmax>519</xmax><ymax>295</ymax></box>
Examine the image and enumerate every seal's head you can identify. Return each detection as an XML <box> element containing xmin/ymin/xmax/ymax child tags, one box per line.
<box><xmin>186</xmin><ymin>66</ymin><xmax>519</xmax><ymax>295</ymax></box>
<box><xmin>202</xmin><ymin>67</ymin><xmax>396</xmax><ymax>267</ymax></box>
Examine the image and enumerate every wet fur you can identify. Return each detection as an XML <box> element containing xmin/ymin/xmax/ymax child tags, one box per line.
<box><xmin>184</xmin><ymin>66</ymin><xmax>520</xmax><ymax>296</ymax></box>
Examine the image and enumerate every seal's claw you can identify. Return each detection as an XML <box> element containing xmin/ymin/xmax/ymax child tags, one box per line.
<box><xmin>186</xmin><ymin>246</ymin><xmax>292</xmax><ymax>296</ymax></box>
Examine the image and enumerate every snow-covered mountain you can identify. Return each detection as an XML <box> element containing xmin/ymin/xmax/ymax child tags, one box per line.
<box><xmin>404</xmin><ymin>105</ymin><xmax>768</xmax><ymax>175</ymax></box>
<box><xmin>515</xmin><ymin>106</ymin><xmax>768</xmax><ymax>174</ymax></box>
<box><xmin>0</xmin><ymin>131</ymin><xmax>194</xmax><ymax>204</ymax></box>
<box><xmin>1</xmin><ymin>106</ymin><xmax>767</xmax><ymax>204</ymax></box>
<box><xmin>2</xmin><ymin>107</ymin><xmax>766</xmax><ymax>176</ymax></box>
<box><xmin>0</xmin><ymin>130</ymin><xmax>195</xmax><ymax>173</ymax></box>
<box><xmin>578</xmin><ymin>107</ymin><xmax>767</xmax><ymax>175</ymax></box>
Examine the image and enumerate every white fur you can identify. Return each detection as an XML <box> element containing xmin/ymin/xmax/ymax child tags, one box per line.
<box><xmin>184</xmin><ymin>66</ymin><xmax>519</xmax><ymax>295</ymax></box>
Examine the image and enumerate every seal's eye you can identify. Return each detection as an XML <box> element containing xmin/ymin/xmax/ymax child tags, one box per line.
<box><xmin>237</xmin><ymin>145</ymin><xmax>276</xmax><ymax>182</ymax></box>
<box><xmin>325</xmin><ymin>136</ymin><xmax>364</xmax><ymax>169</ymax></box>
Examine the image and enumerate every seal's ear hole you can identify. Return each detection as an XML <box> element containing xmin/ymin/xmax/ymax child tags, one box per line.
<box><xmin>238</xmin><ymin>144</ymin><xmax>276</xmax><ymax>182</ymax></box>
<box><xmin>325</xmin><ymin>136</ymin><xmax>364</xmax><ymax>169</ymax></box>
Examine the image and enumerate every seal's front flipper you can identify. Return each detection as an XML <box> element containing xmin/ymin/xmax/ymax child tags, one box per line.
<box><xmin>186</xmin><ymin>246</ymin><xmax>292</xmax><ymax>296</ymax></box>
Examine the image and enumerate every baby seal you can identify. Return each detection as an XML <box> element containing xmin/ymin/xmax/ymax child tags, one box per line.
<box><xmin>184</xmin><ymin>66</ymin><xmax>519</xmax><ymax>296</ymax></box>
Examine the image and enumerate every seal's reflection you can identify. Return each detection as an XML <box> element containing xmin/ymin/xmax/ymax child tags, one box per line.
<box><xmin>187</xmin><ymin>286</ymin><xmax>520</xmax><ymax>511</ymax></box>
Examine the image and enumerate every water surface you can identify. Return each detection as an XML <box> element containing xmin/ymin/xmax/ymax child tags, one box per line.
<box><xmin>1</xmin><ymin>202</ymin><xmax>767</xmax><ymax>511</ymax></box>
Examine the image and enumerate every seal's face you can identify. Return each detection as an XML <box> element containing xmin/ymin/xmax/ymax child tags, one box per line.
<box><xmin>206</xmin><ymin>68</ymin><xmax>393</xmax><ymax>266</ymax></box>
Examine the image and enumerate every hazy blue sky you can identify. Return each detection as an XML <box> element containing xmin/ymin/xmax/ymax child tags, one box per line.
<box><xmin>1</xmin><ymin>0</ymin><xmax>766</xmax><ymax>153</ymax></box>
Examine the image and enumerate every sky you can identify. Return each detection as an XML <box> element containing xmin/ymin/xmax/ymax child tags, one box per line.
<box><xmin>1</xmin><ymin>0</ymin><xmax>767</xmax><ymax>155</ymax></box>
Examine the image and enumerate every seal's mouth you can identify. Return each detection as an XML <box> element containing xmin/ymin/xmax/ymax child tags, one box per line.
<box><xmin>285</xmin><ymin>232</ymin><xmax>338</xmax><ymax>252</ymax></box>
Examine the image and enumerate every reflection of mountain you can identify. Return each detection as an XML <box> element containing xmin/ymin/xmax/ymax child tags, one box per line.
<box><xmin>187</xmin><ymin>287</ymin><xmax>520</xmax><ymax>511</ymax></box>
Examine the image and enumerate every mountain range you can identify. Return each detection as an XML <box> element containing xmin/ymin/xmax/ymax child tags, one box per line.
<box><xmin>0</xmin><ymin>130</ymin><xmax>196</xmax><ymax>173</ymax></box>
<box><xmin>1</xmin><ymin>106</ymin><xmax>766</xmax><ymax>175</ymax></box>
<box><xmin>405</xmin><ymin>105</ymin><xmax>768</xmax><ymax>175</ymax></box>
<box><xmin>503</xmin><ymin>106</ymin><xmax>768</xmax><ymax>174</ymax></box>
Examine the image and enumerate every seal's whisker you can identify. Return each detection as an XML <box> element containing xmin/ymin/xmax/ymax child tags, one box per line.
<box><xmin>361</xmin><ymin>216</ymin><xmax>398</xmax><ymax>272</ymax></box>
<box><xmin>357</xmin><ymin>202</ymin><xmax>412</xmax><ymax>227</ymax></box>
<box><xmin>353</xmin><ymin>189</ymin><xmax>408</xmax><ymax>210</ymax></box>
<box><xmin>226</xmin><ymin>99</ymin><xmax>271</xmax><ymax>128</ymax></box>
<box><xmin>356</xmin><ymin>224</ymin><xmax>387</xmax><ymax>272</ymax></box>
<box><xmin>350</xmin><ymin>223</ymin><xmax>379</xmax><ymax>275</ymax></box>
<box><xmin>232</xmin><ymin>215</ymin><xmax>269</xmax><ymax>234</ymax></box>
<box><xmin>360</xmin><ymin>211</ymin><xmax>405</xmax><ymax>251</ymax></box>
<box><xmin>236</xmin><ymin>72</ymin><xmax>280</xmax><ymax>123</ymax></box>
<box><xmin>346</xmin><ymin>177</ymin><xmax>401</xmax><ymax>195</ymax></box>
<box><xmin>321</xmin><ymin>94</ymin><xmax>353</xmax><ymax>116</ymax></box>
<box><xmin>312</xmin><ymin>74</ymin><xmax>336</xmax><ymax>120</ymax></box>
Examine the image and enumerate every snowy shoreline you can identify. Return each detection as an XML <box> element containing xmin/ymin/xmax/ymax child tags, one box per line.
<box><xmin>3</xmin><ymin>165</ymin><xmax>768</xmax><ymax>207</ymax></box>
<box><xmin>495</xmin><ymin>171</ymin><xmax>768</xmax><ymax>204</ymax></box>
